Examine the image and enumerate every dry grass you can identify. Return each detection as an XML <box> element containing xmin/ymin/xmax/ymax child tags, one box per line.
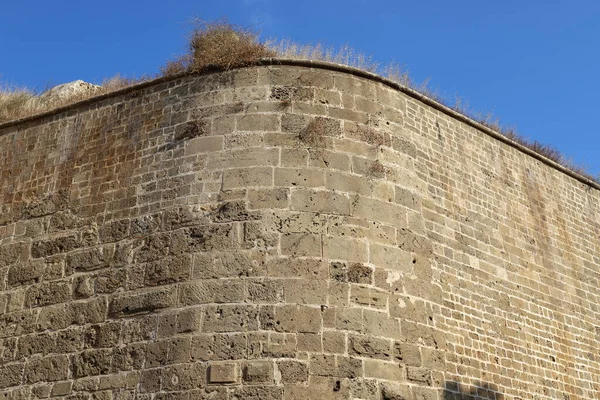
<box><xmin>0</xmin><ymin>75</ymin><xmax>147</xmax><ymax>124</ymax></box>
<box><xmin>161</xmin><ymin>19</ymin><xmax>276</xmax><ymax>75</ymax></box>
<box><xmin>0</xmin><ymin>86</ymin><xmax>40</xmax><ymax>123</ymax></box>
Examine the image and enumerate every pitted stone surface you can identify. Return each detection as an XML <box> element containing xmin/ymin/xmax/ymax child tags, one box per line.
<box><xmin>0</xmin><ymin>64</ymin><xmax>599</xmax><ymax>400</ymax></box>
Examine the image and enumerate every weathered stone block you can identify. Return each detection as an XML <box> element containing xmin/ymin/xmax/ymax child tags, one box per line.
<box><xmin>24</xmin><ymin>355</ymin><xmax>69</xmax><ymax>383</ymax></box>
<box><xmin>109</xmin><ymin>286</ymin><xmax>177</xmax><ymax>318</ymax></box>
<box><xmin>290</xmin><ymin>189</ymin><xmax>350</xmax><ymax>215</ymax></box>
<box><xmin>202</xmin><ymin>305</ymin><xmax>259</xmax><ymax>332</ymax></box>
<box><xmin>0</xmin><ymin>363</ymin><xmax>23</xmax><ymax>389</ymax></box>
<box><xmin>274</xmin><ymin>305</ymin><xmax>321</xmax><ymax>333</ymax></box>
<box><xmin>277</xmin><ymin>360</ymin><xmax>308</xmax><ymax>383</ymax></box>
<box><xmin>209</xmin><ymin>362</ymin><xmax>239</xmax><ymax>384</ymax></box>
<box><xmin>280</xmin><ymin>233</ymin><xmax>321</xmax><ymax>257</ymax></box>
<box><xmin>243</xmin><ymin>361</ymin><xmax>273</xmax><ymax>383</ymax></box>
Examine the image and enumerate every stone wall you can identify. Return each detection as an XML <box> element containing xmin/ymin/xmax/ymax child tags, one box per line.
<box><xmin>0</xmin><ymin>63</ymin><xmax>599</xmax><ymax>400</ymax></box>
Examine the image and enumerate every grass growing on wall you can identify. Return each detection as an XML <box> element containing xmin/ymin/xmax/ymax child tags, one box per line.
<box><xmin>0</xmin><ymin>19</ymin><xmax>596</xmax><ymax>182</ymax></box>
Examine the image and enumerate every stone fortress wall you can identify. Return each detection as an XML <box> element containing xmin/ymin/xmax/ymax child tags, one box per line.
<box><xmin>0</xmin><ymin>62</ymin><xmax>599</xmax><ymax>400</ymax></box>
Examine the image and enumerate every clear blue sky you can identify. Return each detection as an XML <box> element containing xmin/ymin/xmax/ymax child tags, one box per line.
<box><xmin>1</xmin><ymin>1</ymin><xmax>598</xmax><ymax>176</ymax></box>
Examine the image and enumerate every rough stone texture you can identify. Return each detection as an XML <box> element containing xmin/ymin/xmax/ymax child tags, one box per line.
<box><xmin>0</xmin><ymin>64</ymin><xmax>599</xmax><ymax>400</ymax></box>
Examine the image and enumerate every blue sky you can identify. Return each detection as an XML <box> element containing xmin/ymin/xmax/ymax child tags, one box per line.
<box><xmin>1</xmin><ymin>1</ymin><xmax>598</xmax><ymax>176</ymax></box>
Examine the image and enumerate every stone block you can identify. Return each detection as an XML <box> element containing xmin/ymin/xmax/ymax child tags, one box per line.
<box><xmin>348</xmin><ymin>334</ymin><xmax>392</xmax><ymax>360</ymax></box>
<box><xmin>275</xmin><ymin>168</ymin><xmax>325</xmax><ymax>188</ymax></box>
<box><xmin>369</xmin><ymin>243</ymin><xmax>412</xmax><ymax>273</ymax></box>
<box><xmin>290</xmin><ymin>189</ymin><xmax>350</xmax><ymax>215</ymax></box>
<box><xmin>162</xmin><ymin>362</ymin><xmax>207</xmax><ymax>391</ymax></box>
<box><xmin>274</xmin><ymin>305</ymin><xmax>322</xmax><ymax>333</ymax></box>
<box><xmin>0</xmin><ymin>363</ymin><xmax>23</xmax><ymax>389</ymax></box>
<box><xmin>363</xmin><ymin>359</ymin><xmax>405</xmax><ymax>381</ymax></box>
<box><xmin>237</xmin><ymin>114</ymin><xmax>279</xmax><ymax>132</ymax></box>
<box><xmin>280</xmin><ymin>233</ymin><xmax>322</xmax><ymax>257</ymax></box>
<box><xmin>109</xmin><ymin>286</ymin><xmax>177</xmax><ymax>318</ymax></box>
<box><xmin>243</xmin><ymin>361</ymin><xmax>273</xmax><ymax>383</ymax></box>
<box><xmin>71</xmin><ymin>349</ymin><xmax>113</xmax><ymax>378</ymax></box>
<box><xmin>202</xmin><ymin>305</ymin><xmax>259</xmax><ymax>332</ymax></box>
<box><xmin>222</xmin><ymin>167</ymin><xmax>273</xmax><ymax>189</ymax></box>
<box><xmin>323</xmin><ymin>236</ymin><xmax>368</xmax><ymax>263</ymax></box>
<box><xmin>248</xmin><ymin>188</ymin><xmax>289</xmax><ymax>209</ymax></box>
<box><xmin>277</xmin><ymin>360</ymin><xmax>308</xmax><ymax>383</ymax></box>
<box><xmin>322</xmin><ymin>331</ymin><xmax>346</xmax><ymax>354</ymax></box>
<box><xmin>209</xmin><ymin>362</ymin><xmax>239</xmax><ymax>384</ymax></box>
<box><xmin>145</xmin><ymin>254</ymin><xmax>192</xmax><ymax>286</ymax></box>
<box><xmin>393</xmin><ymin>342</ymin><xmax>421</xmax><ymax>366</ymax></box>
<box><xmin>31</xmin><ymin>234</ymin><xmax>81</xmax><ymax>258</ymax></box>
<box><xmin>7</xmin><ymin>260</ymin><xmax>44</xmax><ymax>287</ymax></box>
<box><xmin>98</xmin><ymin>219</ymin><xmax>130</xmax><ymax>243</ymax></box>
<box><xmin>179</xmin><ymin>279</ymin><xmax>245</xmax><ymax>305</ymax></box>
<box><xmin>190</xmin><ymin>333</ymin><xmax>246</xmax><ymax>360</ymax></box>
<box><xmin>24</xmin><ymin>355</ymin><xmax>69</xmax><ymax>383</ymax></box>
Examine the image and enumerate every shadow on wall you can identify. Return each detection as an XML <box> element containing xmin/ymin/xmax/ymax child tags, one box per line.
<box><xmin>443</xmin><ymin>381</ymin><xmax>503</xmax><ymax>400</ymax></box>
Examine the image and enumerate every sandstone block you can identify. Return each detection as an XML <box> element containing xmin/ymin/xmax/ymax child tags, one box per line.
<box><xmin>7</xmin><ymin>260</ymin><xmax>44</xmax><ymax>287</ymax></box>
<box><xmin>0</xmin><ymin>363</ymin><xmax>23</xmax><ymax>389</ymax></box>
<box><xmin>369</xmin><ymin>243</ymin><xmax>412</xmax><ymax>273</ymax></box>
<box><xmin>237</xmin><ymin>114</ymin><xmax>279</xmax><ymax>132</ymax></box>
<box><xmin>24</xmin><ymin>355</ymin><xmax>69</xmax><ymax>383</ymax></box>
<box><xmin>274</xmin><ymin>305</ymin><xmax>321</xmax><ymax>333</ymax></box>
<box><xmin>277</xmin><ymin>360</ymin><xmax>308</xmax><ymax>383</ymax></box>
<box><xmin>208</xmin><ymin>148</ymin><xmax>279</xmax><ymax>169</ymax></box>
<box><xmin>109</xmin><ymin>286</ymin><xmax>177</xmax><ymax>318</ymax></box>
<box><xmin>209</xmin><ymin>362</ymin><xmax>239</xmax><ymax>384</ymax></box>
<box><xmin>280</xmin><ymin>233</ymin><xmax>321</xmax><ymax>257</ymax></box>
<box><xmin>322</xmin><ymin>331</ymin><xmax>346</xmax><ymax>354</ymax></box>
<box><xmin>363</xmin><ymin>359</ymin><xmax>405</xmax><ymax>381</ymax></box>
<box><xmin>275</xmin><ymin>168</ymin><xmax>325</xmax><ymax>188</ymax></box>
<box><xmin>179</xmin><ymin>279</ymin><xmax>245</xmax><ymax>305</ymax></box>
<box><xmin>348</xmin><ymin>334</ymin><xmax>392</xmax><ymax>360</ymax></box>
<box><xmin>290</xmin><ymin>189</ymin><xmax>350</xmax><ymax>215</ymax></box>
<box><xmin>202</xmin><ymin>305</ymin><xmax>259</xmax><ymax>332</ymax></box>
<box><xmin>393</xmin><ymin>342</ymin><xmax>421</xmax><ymax>366</ymax></box>
<box><xmin>71</xmin><ymin>349</ymin><xmax>113</xmax><ymax>378</ymax></box>
<box><xmin>145</xmin><ymin>254</ymin><xmax>192</xmax><ymax>286</ymax></box>
<box><xmin>162</xmin><ymin>363</ymin><xmax>207</xmax><ymax>391</ymax></box>
<box><xmin>186</xmin><ymin>136</ymin><xmax>223</xmax><ymax>155</ymax></box>
<box><xmin>248</xmin><ymin>188</ymin><xmax>289</xmax><ymax>209</ymax></box>
<box><xmin>222</xmin><ymin>167</ymin><xmax>273</xmax><ymax>189</ymax></box>
<box><xmin>31</xmin><ymin>234</ymin><xmax>81</xmax><ymax>258</ymax></box>
<box><xmin>323</xmin><ymin>236</ymin><xmax>368</xmax><ymax>263</ymax></box>
<box><xmin>243</xmin><ymin>361</ymin><xmax>273</xmax><ymax>383</ymax></box>
<box><xmin>98</xmin><ymin>219</ymin><xmax>130</xmax><ymax>243</ymax></box>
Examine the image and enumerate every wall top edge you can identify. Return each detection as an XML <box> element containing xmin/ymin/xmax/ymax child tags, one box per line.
<box><xmin>1</xmin><ymin>58</ymin><xmax>597</xmax><ymax>192</ymax></box>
